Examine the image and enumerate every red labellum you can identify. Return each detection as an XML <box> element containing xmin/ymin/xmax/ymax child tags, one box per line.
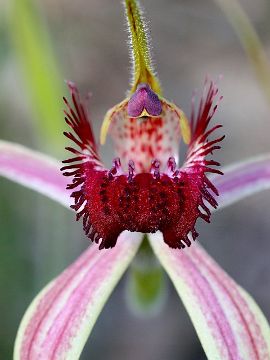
<box><xmin>61</xmin><ymin>81</ymin><xmax>224</xmax><ymax>250</ymax></box>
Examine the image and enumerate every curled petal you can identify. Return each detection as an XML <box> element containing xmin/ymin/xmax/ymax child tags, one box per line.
<box><xmin>14</xmin><ymin>231</ymin><xmax>142</xmax><ymax>360</ymax></box>
<box><xmin>0</xmin><ymin>140</ymin><xmax>70</xmax><ymax>208</ymax></box>
<box><xmin>150</xmin><ymin>232</ymin><xmax>270</xmax><ymax>360</ymax></box>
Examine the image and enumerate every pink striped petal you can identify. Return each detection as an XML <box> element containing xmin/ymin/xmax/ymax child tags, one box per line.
<box><xmin>14</xmin><ymin>231</ymin><xmax>142</xmax><ymax>360</ymax></box>
<box><xmin>150</xmin><ymin>232</ymin><xmax>270</xmax><ymax>360</ymax></box>
<box><xmin>212</xmin><ymin>154</ymin><xmax>270</xmax><ymax>210</ymax></box>
<box><xmin>0</xmin><ymin>140</ymin><xmax>70</xmax><ymax>208</ymax></box>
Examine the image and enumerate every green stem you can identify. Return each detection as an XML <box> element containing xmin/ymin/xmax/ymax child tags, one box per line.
<box><xmin>125</xmin><ymin>235</ymin><xmax>167</xmax><ymax>316</ymax></box>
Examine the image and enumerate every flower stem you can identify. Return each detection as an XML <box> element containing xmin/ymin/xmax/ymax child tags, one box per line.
<box><xmin>125</xmin><ymin>235</ymin><xmax>167</xmax><ymax>316</ymax></box>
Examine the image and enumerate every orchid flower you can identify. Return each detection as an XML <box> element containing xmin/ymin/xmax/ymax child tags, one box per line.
<box><xmin>0</xmin><ymin>0</ymin><xmax>270</xmax><ymax>359</ymax></box>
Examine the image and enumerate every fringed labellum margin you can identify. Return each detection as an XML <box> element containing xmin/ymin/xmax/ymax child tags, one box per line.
<box><xmin>61</xmin><ymin>81</ymin><xmax>224</xmax><ymax>250</ymax></box>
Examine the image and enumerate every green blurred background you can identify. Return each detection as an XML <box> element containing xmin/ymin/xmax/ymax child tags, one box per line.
<box><xmin>0</xmin><ymin>0</ymin><xmax>270</xmax><ymax>359</ymax></box>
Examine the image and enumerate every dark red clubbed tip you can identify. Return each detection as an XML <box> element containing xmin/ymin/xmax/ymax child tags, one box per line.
<box><xmin>61</xmin><ymin>81</ymin><xmax>224</xmax><ymax>250</ymax></box>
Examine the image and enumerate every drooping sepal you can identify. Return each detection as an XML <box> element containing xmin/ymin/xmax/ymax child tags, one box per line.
<box><xmin>150</xmin><ymin>233</ymin><xmax>270</xmax><ymax>360</ymax></box>
<box><xmin>14</xmin><ymin>232</ymin><xmax>142</xmax><ymax>360</ymax></box>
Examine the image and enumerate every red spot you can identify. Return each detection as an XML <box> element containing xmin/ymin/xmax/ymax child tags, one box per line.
<box><xmin>148</xmin><ymin>145</ymin><xmax>155</xmax><ymax>158</ymax></box>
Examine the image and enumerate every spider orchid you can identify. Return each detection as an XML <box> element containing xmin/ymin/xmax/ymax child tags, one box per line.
<box><xmin>0</xmin><ymin>0</ymin><xmax>270</xmax><ymax>359</ymax></box>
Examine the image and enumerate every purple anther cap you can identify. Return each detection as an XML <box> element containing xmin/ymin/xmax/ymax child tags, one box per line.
<box><xmin>127</xmin><ymin>83</ymin><xmax>162</xmax><ymax>117</ymax></box>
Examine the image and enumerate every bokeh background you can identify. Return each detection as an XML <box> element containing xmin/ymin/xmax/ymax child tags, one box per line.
<box><xmin>0</xmin><ymin>0</ymin><xmax>270</xmax><ymax>359</ymax></box>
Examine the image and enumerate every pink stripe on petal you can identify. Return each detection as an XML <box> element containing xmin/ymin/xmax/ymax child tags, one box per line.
<box><xmin>14</xmin><ymin>231</ymin><xmax>142</xmax><ymax>360</ymax></box>
<box><xmin>212</xmin><ymin>155</ymin><xmax>270</xmax><ymax>210</ymax></box>
<box><xmin>175</xmin><ymin>251</ymin><xmax>239</xmax><ymax>359</ymax></box>
<box><xmin>190</xmin><ymin>245</ymin><xmax>270</xmax><ymax>360</ymax></box>
<box><xmin>150</xmin><ymin>233</ymin><xmax>270</xmax><ymax>360</ymax></box>
<box><xmin>0</xmin><ymin>141</ymin><xmax>70</xmax><ymax>208</ymax></box>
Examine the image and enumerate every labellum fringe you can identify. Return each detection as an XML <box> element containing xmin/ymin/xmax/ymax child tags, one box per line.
<box><xmin>61</xmin><ymin>80</ymin><xmax>224</xmax><ymax>250</ymax></box>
